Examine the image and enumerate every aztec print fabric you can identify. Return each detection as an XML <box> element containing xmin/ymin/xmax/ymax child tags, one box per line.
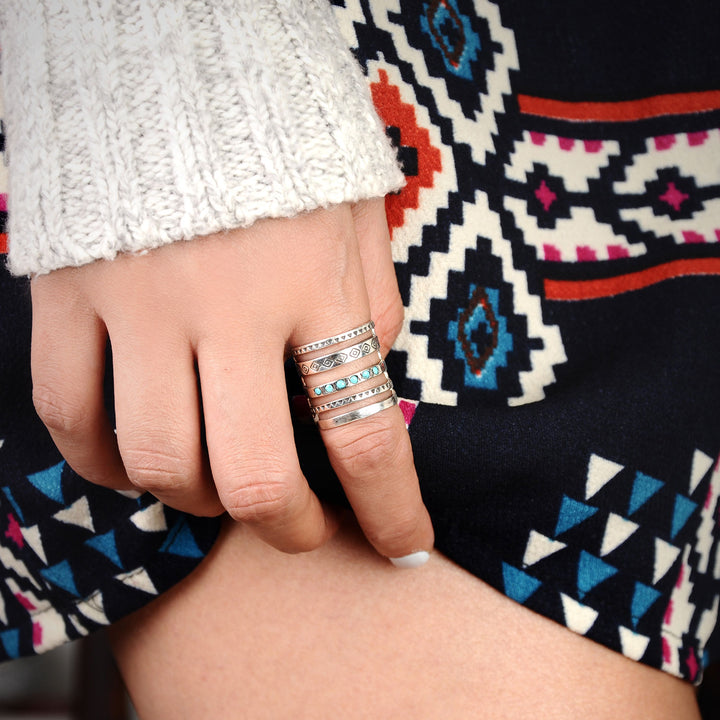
<box><xmin>0</xmin><ymin>0</ymin><xmax>718</xmax><ymax>685</ymax></box>
<box><xmin>319</xmin><ymin>0</ymin><xmax>720</xmax><ymax>682</ymax></box>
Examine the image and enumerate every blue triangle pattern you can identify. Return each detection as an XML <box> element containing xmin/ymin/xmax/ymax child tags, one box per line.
<box><xmin>554</xmin><ymin>495</ymin><xmax>598</xmax><ymax>536</ymax></box>
<box><xmin>26</xmin><ymin>461</ymin><xmax>65</xmax><ymax>504</ymax></box>
<box><xmin>0</xmin><ymin>629</ymin><xmax>20</xmax><ymax>659</ymax></box>
<box><xmin>628</xmin><ymin>471</ymin><xmax>664</xmax><ymax>516</ymax></box>
<box><xmin>502</xmin><ymin>562</ymin><xmax>542</xmax><ymax>604</ymax></box>
<box><xmin>2</xmin><ymin>487</ymin><xmax>25</xmax><ymax>523</ymax></box>
<box><xmin>631</xmin><ymin>582</ymin><xmax>662</xmax><ymax>628</ymax></box>
<box><xmin>86</xmin><ymin>530</ymin><xmax>123</xmax><ymax>569</ymax></box>
<box><xmin>160</xmin><ymin>519</ymin><xmax>204</xmax><ymax>558</ymax></box>
<box><xmin>40</xmin><ymin>559</ymin><xmax>79</xmax><ymax>596</ymax></box>
<box><xmin>670</xmin><ymin>494</ymin><xmax>698</xmax><ymax>540</ymax></box>
<box><xmin>577</xmin><ymin>550</ymin><xmax>618</xmax><ymax>599</ymax></box>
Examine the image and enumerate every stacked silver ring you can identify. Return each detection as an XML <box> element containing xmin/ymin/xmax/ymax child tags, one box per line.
<box><xmin>292</xmin><ymin>321</ymin><xmax>397</xmax><ymax>429</ymax></box>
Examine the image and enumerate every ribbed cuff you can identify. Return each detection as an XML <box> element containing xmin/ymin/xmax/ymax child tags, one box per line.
<box><xmin>1</xmin><ymin>0</ymin><xmax>404</xmax><ymax>276</ymax></box>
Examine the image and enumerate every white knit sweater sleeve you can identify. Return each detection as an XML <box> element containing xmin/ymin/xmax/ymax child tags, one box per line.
<box><xmin>0</xmin><ymin>1</ymin><xmax>404</xmax><ymax>276</ymax></box>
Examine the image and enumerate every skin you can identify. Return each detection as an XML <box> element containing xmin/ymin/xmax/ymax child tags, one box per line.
<box><xmin>109</xmin><ymin>516</ymin><xmax>701</xmax><ymax>720</ymax></box>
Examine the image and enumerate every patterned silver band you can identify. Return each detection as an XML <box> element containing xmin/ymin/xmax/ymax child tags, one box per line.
<box><xmin>296</xmin><ymin>335</ymin><xmax>381</xmax><ymax>376</ymax></box>
<box><xmin>316</xmin><ymin>392</ymin><xmax>398</xmax><ymax>430</ymax></box>
<box><xmin>291</xmin><ymin>321</ymin><xmax>375</xmax><ymax>357</ymax></box>
<box><xmin>311</xmin><ymin>380</ymin><xmax>394</xmax><ymax>417</ymax></box>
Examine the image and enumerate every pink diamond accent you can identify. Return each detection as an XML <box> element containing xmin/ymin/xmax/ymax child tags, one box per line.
<box><xmin>654</xmin><ymin>135</ymin><xmax>676</xmax><ymax>150</ymax></box>
<box><xmin>530</xmin><ymin>131</ymin><xmax>546</xmax><ymax>146</ymax></box>
<box><xmin>583</xmin><ymin>140</ymin><xmax>602</xmax><ymax>153</ymax></box>
<box><xmin>534</xmin><ymin>180</ymin><xmax>557</xmax><ymax>211</ymax></box>
<box><xmin>32</xmin><ymin>622</ymin><xmax>43</xmax><ymax>647</ymax></box>
<box><xmin>558</xmin><ymin>137</ymin><xmax>575</xmax><ymax>151</ymax></box>
<box><xmin>688</xmin><ymin>131</ymin><xmax>709</xmax><ymax>146</ymax></box>
<box><xmin>576</xmin><ymin>246</ymin><xmax>597</xmax><ymax>262</ymax></box>
<box><xmin>15</xmin><ymin>593</ymin><xmax>36</xmax><ymax>611</ymax></box>
<box><xmin>682</xmin><ymin>230</ymin><xmax>706</xmax><ymax>243</ymax></box>
<box><xmin>686</xmin><ymin>648</ymin><xmax>699</xmax><ymax>681</ymax></box>
<box><xmin>607</xmin><ymin>245</ymin><xmax>630</xmax><ymax>259</ymax></box>
<box><xmin>659</xmin><ymin>182</ymin><xmax>689</xmax><ymax>211</ymax></box>
<box><xmin>398</xmin><ymin>399</ymin><xmax>418</xmax><ymax>427</ymax></box>
<box><xmin>543</xmin><ymin>244</ymin><xmax>562</xmax><ymax>261</ymax></box>
<box><xmin>4</xmin><ymin>513</ymin><xmax>24</xmax><ymax>548</ymax></box>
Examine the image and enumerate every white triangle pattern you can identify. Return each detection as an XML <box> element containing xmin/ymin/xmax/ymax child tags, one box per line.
<box><xmin>585</xmin><ymin>454</ymin><xmax>624</xmax><ymax>500</ymax></box>
<box><xmin>619</xmin><ymin>626</ymin><xmax>650</xmax><ymax>661</ymax></box>
<box><xmin>600</xmin><ymin>513</ymin><xmax>639</xmax><ymax>557</ymax></box>
<box><xmin>52</xmin><ymin>496</ymin><xmax>95</xmax><ymax>532</ymax></box>
<box><xmin>76</xmin><ymin>591</ymin><xmax>109</xmax><ymax>625</ymax></box>
<box><xmin>67</xmin><ymin>614</ymin><xmax>89</xmax><ymax>637</ymax></box>
<box><xmin>522</xmin><ymin>530</ymin><xmax>567</xmax><ymax>567</ymax></box>
<box><xmin>0</xmin><ymin>591</ymin><xmax>7</xmax><ymax>626</ymax></box>
<box><xmin>653</xmin><ymin>538</ymin><xmax>681</xmax><ymax>585</ymax></box>
<box><xmin>21</xmin><ymin>525</ymin><xmax>48</xmax><ymax>565</ymax></box>
<box><xmin>560</xmin><ymin>593</ymin><xmax>598</xmax><ymax>635</ymax></box>
<box><xmin>690</xmin><ymin>449</ymin><xmax>714</xmax><ymax>495</ymax></box>
<box><xmin>130</xmin><ymin>502</ymin><xmax>167</xmax><ymax>532</ymax></box>
<box><xmin>116</xmin><ymin>568</ymin><xmax>158</xmax><ymax>595</ymax></box>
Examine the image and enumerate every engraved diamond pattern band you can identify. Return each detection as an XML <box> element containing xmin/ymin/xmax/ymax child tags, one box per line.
<box><xmin>292</xmin><ymin>321</ymin><xmax>396</xmax><ymax>429</ymax></box>
<box><xmin>296</xmin><ymin>335</ymin><xmax>381</xmax><ymax>376</ymax></box>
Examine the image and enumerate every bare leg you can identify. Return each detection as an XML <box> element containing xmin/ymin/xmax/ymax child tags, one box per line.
<box><xmin>110</xmin><ymin>515</ymin><xmax>700</xmax><ymax>720</ymax></box>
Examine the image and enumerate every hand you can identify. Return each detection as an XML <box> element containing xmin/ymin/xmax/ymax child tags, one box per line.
<box><xmin>30</xmin><ymin>200</ymin><xmax>434</xmax><ymax>562</ymax></box>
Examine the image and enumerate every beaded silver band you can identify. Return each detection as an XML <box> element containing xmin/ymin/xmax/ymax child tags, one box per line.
<box><xmin>291</xmin><ymin>321</ymin><xmax>375</xmax><ymax>357</ymax></box>
<box><xmin>296</xmin><ymin>335</ymin><xmax>381</xmax><ymax>376</ymax></box>
<box><xmin>311</xmin><ymin>380</ymin><xmax>394</xmax><ymax>416</ymax></box>
<box><xmin>305</xmin><ymin>360</ymin><xmax>387</xmax><ymax>398</ymax></box>
<box><xmin>317</xmin><ymin>392</ymin><xmax>398</xmax><ymax>430</ymax></box>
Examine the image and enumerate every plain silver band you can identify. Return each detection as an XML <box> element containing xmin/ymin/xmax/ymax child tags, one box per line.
<box><xmin>296</xmin><ymin>336</ymin><xmax>381</xmax><ymax>376</ymax></box>
<box><xmin>291</xmin><ymin>321</ymin><xmax>375</xmax><ymax>357</ymax></box>
<box><xmin>311</xmin><ymin>380</ymin><xmax>394</xmax><ymax>417</ymax></box>
<box><xmin>317</xmin><ymin>392</ymin><xmax>398</xmax><ymax>430</ymax></box>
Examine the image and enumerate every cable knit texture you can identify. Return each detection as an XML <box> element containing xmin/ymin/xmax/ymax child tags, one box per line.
<box><xmin>0</xmin><ymin>0</ymin><xmax>404</xmax><ymax>276</ymax></box>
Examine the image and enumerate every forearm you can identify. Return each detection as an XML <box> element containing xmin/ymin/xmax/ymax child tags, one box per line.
<box><xmin>0</xmin><ymin>0</ymin><xmax>403</xmax><ymax>276</ymax></box>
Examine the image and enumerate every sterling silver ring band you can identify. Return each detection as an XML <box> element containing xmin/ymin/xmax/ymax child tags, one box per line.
<box><xmin>316</xmin><ymin>392</ymin><xmax>398</xmax><ymax>430</ymax></box>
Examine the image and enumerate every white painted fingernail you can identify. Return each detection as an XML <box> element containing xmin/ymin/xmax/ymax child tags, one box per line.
<box><xmin>389</xmin><ymin>551</ymin><xmax>430</xmax><ymax>569</ymax></box>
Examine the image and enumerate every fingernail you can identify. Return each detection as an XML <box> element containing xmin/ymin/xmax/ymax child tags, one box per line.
<box><xmin>389</xmin><ymin>550</ymin><xmax>430</xmax><ymax>569</ymax></box>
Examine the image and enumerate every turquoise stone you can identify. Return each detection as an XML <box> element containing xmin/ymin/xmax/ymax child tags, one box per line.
<box><xmin>349</xmin><ymin>375</ymin><xmax>359</xmax><ymax>384</ymax></box>
<box><xmin>361</xmin><ymin>370</ymin><xmax>371</xmax><ymax>380</ymax></box>
<box><xmin>313</xmin><ymin>387</ymin><xmax>323</xmax><ymax>396</ymax></box>
<box><xmin>336</xmin><ymin>379</ymin><xmax>347</xmax><ymax>390</ymax></box>
<box><xmin>324</xmin><ymin>384</ymin><xmax>334</xmax><ymax>394</ymax></box>
<box><xmin>372</xmin><ymin>365</ymin><xmax>381</xmax><ymax>375</ymax></box>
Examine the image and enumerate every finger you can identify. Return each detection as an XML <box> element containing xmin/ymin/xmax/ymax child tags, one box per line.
<box><xmin>351</xmin><ymin>198</ymin><xmax>404</xmax><ymax>353</ymax></box>
<box><xmin>294</xmin><ymin>311</ymin><xmax>433</xmax><ymax>563</ymax></box>
<box><xmin>199</xmin><ymin>333</ymin><xmax>335</xmax><ymax>552</ymax></box>
<box><xmin>31</xmin><ymin>276</ymin><xmax>130</xmax><ymax>489</ymax></box>
<box><xmin>310</xmin><ymin>355</ymin><xmax>433</xmax><ymax>565</ymax></box>
<box><xmin>111</xmin><ymin>328</ymin><xmax>223</xmax><ymax>517</ymax></box>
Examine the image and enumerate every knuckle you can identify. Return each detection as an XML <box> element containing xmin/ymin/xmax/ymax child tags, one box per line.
<box><xmin>329</xmin><ymin>416</ymin><xmax>403</xmax><ymax>479</ymax></box>
<box><xmin>221</xmin><ymin>464</ymin><xmax>298</xmax><ymax>523</ymax></box>
<box><xmin>121</xmin><ymin>444</ymin><xmax>193</xmax><ymax>493</ymax></box>
<box><xmin>32</xmin><ymin>384</ymin><xmax>88</xmax><ymax>436</ymax></box>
